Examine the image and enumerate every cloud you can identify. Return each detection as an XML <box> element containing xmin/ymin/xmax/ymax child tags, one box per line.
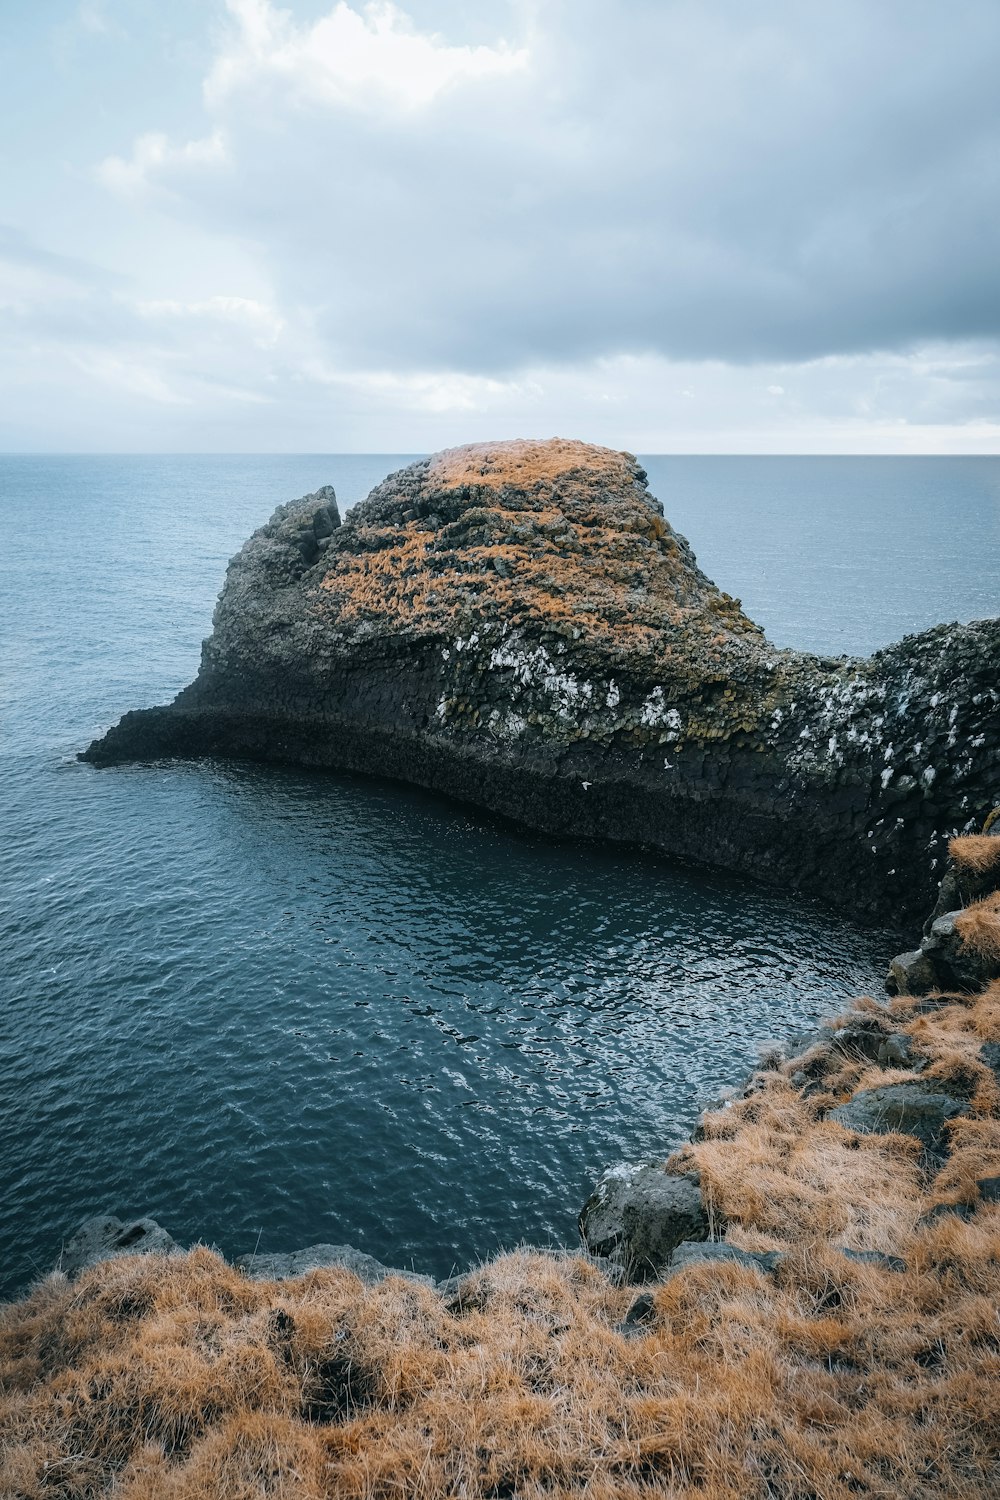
<box><xmin>94</xmin><ymin>0</ymin><xmax>1000</xmax><ymax>379</ymax></box>
<box><xmin>97</xmin><ymin>131</ymin><xmax>228</xmax><ymax>197</ymax></box>
<box><xmin>4</xmin><ymin>1</ymin><xmax>999</xmax><ymax>450</ymax></box>
<box><xmin>137</xmin><ymin>295</ymin><xmax>286</xmax><ymax>347</ymax></box>
<box><xmin>205</xmin><ymin>0</ymin><xmax>529</xmax><ymax>111</ymax></box>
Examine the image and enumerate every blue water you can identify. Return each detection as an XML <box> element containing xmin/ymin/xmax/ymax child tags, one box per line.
<box><xmin>1</xmin><ymin>455</ymin><xmax>997</xmax><ymax>1298</ymax></box>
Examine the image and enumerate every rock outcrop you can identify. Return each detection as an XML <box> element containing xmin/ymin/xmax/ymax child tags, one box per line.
<box><xmin>577</xmin><ymin>1164</ymin><xmax>709</xmax><ymax>1280</ymax></box>
<box><xmin>82</xmin><ymin>439</ymin><xmax>999</xmax><ymax>918</ymax></box>
<box><xmin>56</xmin><ymin>1215</ymin><xmax>179</xmax><ymax>1278</ymax></box>
<box><xmin>51</xmin><ymin>1218</ymin><xmax>440</xmax><ymax>1289</ymax></box>
<box><xmin>888</xmin><ymin>817</ymin><xmax>1000</xmax><ymax>993</ymax></box>
<box><xmin>235</xmin><ymin>1243</ymin><xmax>435</xmax><ymax>1287</ymax></box>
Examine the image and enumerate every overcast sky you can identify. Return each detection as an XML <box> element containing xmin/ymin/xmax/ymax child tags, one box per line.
<box><xmin>2</xmin><ymin>0</ymin><xmax>999</xmax><ymax>452</ymax></box>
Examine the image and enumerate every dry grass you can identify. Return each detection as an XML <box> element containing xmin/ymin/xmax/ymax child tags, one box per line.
<box><xmin>948</xmin><ymin>835</ymin><xmax>1000</xmax><ymax>877</ymax></box>
<box><xmin>955</xmin><ymin>892</ymin><xmax>1000</xmax><ymax>962</ymax></box>
<box><xmin>3</xmin><ymin>994</ymin><xmax>999</xmax><ymax>1498</ymax></box>
<box><xmin>4</xmin><ymin>1227</ymin><xmax>1000</xmax><ymax>1500</ymax></box>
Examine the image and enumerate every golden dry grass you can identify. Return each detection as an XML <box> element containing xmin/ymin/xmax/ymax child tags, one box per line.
<box><xmin>955</xmin><ymin>892</ymin><xmax>1000</xmax><ymax>963</ymax></box>
<box><xmin>4</xmin><ymin>979</ymin><xmax>1000</xmax><ymax>1497</ymax></box>
<box><xmin>948</xmin><ymin>835</ymin><xmax>1000</xmax><ymax>877</ymax></box>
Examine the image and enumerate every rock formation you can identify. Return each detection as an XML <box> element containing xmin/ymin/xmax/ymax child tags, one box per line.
<box><xmin>888</xmin><ymin>819</ymin><xmax>1000</xmax><ymax>993</ymax></box>
<box><xmin>82</xmin><ymin>439</ymin><xmax>999</xmax><ymax>918</ymax></box>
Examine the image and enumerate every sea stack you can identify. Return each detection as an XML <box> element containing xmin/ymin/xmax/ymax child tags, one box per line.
<box><xmin>83</xmin><ymin>439</ymin><xmax>999</xmax><ymax>917</ymax></box>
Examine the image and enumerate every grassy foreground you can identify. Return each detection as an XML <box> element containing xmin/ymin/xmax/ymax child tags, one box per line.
<box><xmin>2</xmin><ymin>976</ymin><xmax>999</xmax><ymax>1499</ymax></box>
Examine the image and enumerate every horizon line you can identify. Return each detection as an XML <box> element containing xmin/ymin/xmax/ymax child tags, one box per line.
<box><xmin>1</xmin><ymin>450</ymin><xmax>998</xmax><ymax>459</ymax></box>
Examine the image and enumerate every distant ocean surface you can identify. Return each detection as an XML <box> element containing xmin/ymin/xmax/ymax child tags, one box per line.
<box><xmin>1</xmin><ymin>455</ymin><xmax>998</xmax><ymax>1297</ymax></box>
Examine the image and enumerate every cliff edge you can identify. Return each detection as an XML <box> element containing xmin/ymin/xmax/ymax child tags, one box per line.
<box><xmin>82</xmin><ymin>439</ymin><xmax>999</xmax><ymax>917</ymax></box>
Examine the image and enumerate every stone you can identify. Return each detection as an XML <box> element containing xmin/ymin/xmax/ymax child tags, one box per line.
<box><xmin>920</xmin><ymin>1201</ymin><xmax>975</xmax><ymax>1225</ymax></box>
<box><xmin>235</xmin><ymin>1242</ymin><xmax>434</xmax><ymax>1286</ymax></box>
<box><xmin>664</xmin><ymin>1240</ymin><xmax>784</xmax><ymax>1278</ymax></box>
<box><xmin>56</xmin><ymin>1215</ymin><xmax>179</xmax><ymax>1278</ymax></box>
<box><xmin>578</xmin><ymin>1163</ymin><xmax>709</xmax><ymax>1280</ymax></box>
<box><xmin>977</xmin><ymin>1176</ymin><xmax>1000</xmax><ymax>1203</ymax></box>
<box><xmin>830</xmin><ymin>1021</ymin><xmax>889</xmax><ymax>1063</ymax></box>
<box><xmin>80</xmin><ymin>438</ymin><xmax>1000</xmax><ymax>924</ymax></box>
<box><xmin>886</xmin><ymin>948</ymin><xmax>938</xmax><ymax>997</ymax></box>
<box><xmin>829</xmin><ymin>1083</ymin><xmax>969</xmax><ymax>1160</ymax></box>
<box><xmin>618</xmin><ymin>1290</ymin><xmax>658</xmax><ymax>1336</ymax></box>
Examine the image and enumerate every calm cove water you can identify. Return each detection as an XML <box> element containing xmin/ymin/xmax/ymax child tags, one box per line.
<box><xmin>2</xmin><ymin>456</ymin><xmax>998</xmax><ymax>1297</ymax></box>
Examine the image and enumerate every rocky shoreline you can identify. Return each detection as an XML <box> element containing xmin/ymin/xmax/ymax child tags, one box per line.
<box><xmin>82</xmin><ymin>439</ymin><xmax>1000</xmax><ymax>921</ymax></box>
<box><xmin>4</xmin><ymin>795</ymin><xmax>999</xmax><ymax>1499</ymax></box>
<box><xmin>41</xmin><ymin>813</ymin><xmax>1000</xmax><ymax>1300</ymax></box>
<box><xmin>6</xmin><ymin>440</ymin><xmax>999</xmax><ymax>1496</ymax></box>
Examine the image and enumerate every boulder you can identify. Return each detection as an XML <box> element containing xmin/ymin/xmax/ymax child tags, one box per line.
<box><xmin>619</xmin><ymin>1290</ymin><xmax>658</xmax><ymax>1333</ymax></box>
<box><xmin>829</xmin><ymin>1018</ymin><xmax>890</xmax><ymax>1063</ymax></box>
<box><xmin>886</xmin><ymin>948</ymin><xmax>939</xmax><ymax>998</ymax></box>
<box><xmin>578</xmin><ymin>1163</ymin><xmax>709</xmax><ymax>1279</ymax></box>
<box><xmin>829</xmin><ymin>1083</ymin><xmax>968</xmax><ymax>1160</ymax></box>
<box><xmin>920</xmin><ymin>1201</ymin><xmax>975</xmax><ymax>1225</ymax></box>
<box><xmin>877</xmin><ymin>1033</ymin><xmax>920</xmax><ymax>1069</ymax></box>
<box><xmin>235</xmin><ymin>1242</ymin><xmax>434</xmax><ymax>1286</ymax></box>
<box><xmin>920</xmin><ymin>911</ymin><xmax>995</xmax><ymax>993</ymax></box>
<box><xmin>57</xmin><ymin>1215</ymin><xmax>179</xmax><ymax>1278</ymax></box>
<box><xmin>979</xmin><ymin>1042</ymin><xmax>1000</xmax><ymax>1078</ymax></box>
<box><xmin>664</xmin><ymin>1240</ymin><xmax>783</xmax><ymax>1278</ymax></box>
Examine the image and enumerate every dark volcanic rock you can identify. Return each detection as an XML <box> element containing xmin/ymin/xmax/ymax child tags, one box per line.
<box><xmin>887</xmin><ymin>816</ymin><xmax>1000</xmax><ymax>993</ymax></box>
<box><xmin>829</xmin><ymin>1083</ymin><xmax>969</xmax><ymax>1161</ymax></box>
<box><xmin>81</xmin><ymin>439</ymin><xmax>1000</xmax><ymax>917</ymax></box>
<box><xmin>840</xmin><ymin>1248</ymin><xmax>907</xmax><ymax>1271</ymax></box>
<box><xmin>665</xmin><ymin>1240</ymin><xmax>784</xmax><ymax>1278</ymax></box>
<box><xmin>578</xmin><ymin>1162</ymin><xmax>709</xmax><ymax>1279</ymax></box>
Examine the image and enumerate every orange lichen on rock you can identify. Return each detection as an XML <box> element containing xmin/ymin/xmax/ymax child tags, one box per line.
<box><xmin>426</xmin><ymin>437</ymin><xmax>634</xmax><ymax>491</ymax></box>
<box><xmin>312</xmin><ymin>443</ymin><xmax>760</xmax><ymax>669</ymax></box>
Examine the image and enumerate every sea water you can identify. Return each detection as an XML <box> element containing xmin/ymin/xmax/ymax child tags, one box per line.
<box><xmin>1</xmin><ymin>455</ymin><xmax>997</xmax><ymax>1295</ymax></box>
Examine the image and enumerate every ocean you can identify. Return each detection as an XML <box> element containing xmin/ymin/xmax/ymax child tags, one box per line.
<box><xmin>1</xmin><ymin>454</ymin><xmax>997</xmax><ymax>1296</ymax></box>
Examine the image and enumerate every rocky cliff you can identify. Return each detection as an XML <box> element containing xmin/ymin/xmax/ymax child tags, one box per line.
<box><xmin>82</xmin><ymin>439</ymin><xmax>999</xmax><ymax>918</ymax></box>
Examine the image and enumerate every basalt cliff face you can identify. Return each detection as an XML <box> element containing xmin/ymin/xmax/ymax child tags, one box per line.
<box><xmin>83</xmin><ymin>439</ymin><xmax>999</xmax><ymax>919</ymax></box>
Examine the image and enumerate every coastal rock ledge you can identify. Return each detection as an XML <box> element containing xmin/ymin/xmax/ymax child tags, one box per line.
<box><xmin>82</xmin><ymin>439</ymin><xmax>999</xmax><ymax>917</ymax></box>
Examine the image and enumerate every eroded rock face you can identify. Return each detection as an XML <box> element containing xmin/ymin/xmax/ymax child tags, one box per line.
<box><xmin>82</xmin><ymin>439</ymin><xmax>999</xmax><ymax>917</ymax></box>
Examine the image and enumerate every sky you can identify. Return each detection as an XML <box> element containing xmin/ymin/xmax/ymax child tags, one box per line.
<box><xmin>1</xmin><ymin>0</ymin><xmax>999</xmax><ymax>453</ymax></box>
